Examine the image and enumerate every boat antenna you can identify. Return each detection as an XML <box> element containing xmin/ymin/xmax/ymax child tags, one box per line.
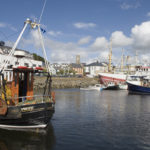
<box><xmin>39</xmin><ymin>0</ymin><xmax>47</xmax><ymax>23</ymax></box>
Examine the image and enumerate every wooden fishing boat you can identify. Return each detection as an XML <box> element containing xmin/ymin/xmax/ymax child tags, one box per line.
<box><xmin>0</xmin><ymin>19</ymin><xmax>55</xmax><ymax>129</ymax></box>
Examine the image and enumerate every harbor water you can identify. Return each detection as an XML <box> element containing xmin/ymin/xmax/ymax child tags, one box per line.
<box><xmin>0</xmin><ymin>89</ymin><xmax>150</xmax><ymax>150</ymax></box>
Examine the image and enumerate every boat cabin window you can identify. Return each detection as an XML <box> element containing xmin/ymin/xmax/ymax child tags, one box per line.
<box><xmin>19</xmin><ymin>73</ymin><xmax>24</xmax><ymax>81</ymax></box>
<box><xmin>15</xmin><ymin>72</ymin><xmax>17</xmax><ymax>87</ymax></box>
<box><xmin>29</xmin><ymin>72</ymin><xmax>32</xmax><ymax>88</ymax></box>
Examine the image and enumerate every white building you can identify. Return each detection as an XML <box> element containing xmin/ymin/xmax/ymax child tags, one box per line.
<box><xmin>0</xmin><ymin>52</ymin><xmax>43</xmax><ymax>69</ymax></box>
<box><xmin>0</xmin><ymin>45</ymin><xmax>43</xmax><ymax>69</ymax></box>
<box><xmin>84</xmin><ymin>62</ymin><xmax>108</xmax><ymax>77</ymax></box>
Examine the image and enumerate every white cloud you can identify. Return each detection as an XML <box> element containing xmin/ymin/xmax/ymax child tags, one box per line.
<box><xmin>120</xmin><ymin>2</ymin><xmax>140</xmax><ymax>10</ymax></box>
<box><xmin>0</xmin><ymin>22</ymin><xmax>17</xmax><ymax>31</ymax></box>
<box><xmin>5</xmin><ymin>41</ymin><xmax>14</xmax><ymax>47</ymax></box>
<box><xmin>141</xmin><ymin>54</ymin><xmax>150</xmax><ymax>62</ymax></box>
<box><xmin>48</xmin><ymin>30</ymin><xmax>62</xmax><ymax>36</ymax></box>
<box><xmin>0</xmin><ymin>23</ymin><xmax>6</xmax><ymax>28</ymax></box>
<box><xmin>21</xmin><ymin>30</ymin><xmax>88</xmax><ymax>63</ymax></box>
<box><xmin>147</xmin><ymin>12</ymin><xmax>150</xmax><ymax>17</ymax></box>
<box><xmin>91</xmin><ymin>37</ymin><xmax>108</xmax><ymax>51</ymax></box>
<box><xmin>78</xmin><ymin>36</ymin><xmax>92</xmax><ymax>45</ymax></box>
<box><xmin>19</xmin><ymin>20</ymin><xmax>150</xmax><ymax>64</ymax></box>
<box><xmin>44</xmin><ymin>39</ymin><xmax>88</xmax><ymax>63</ymax></box>
<box><xmin>101</xmin><ymin>51</ymin><xmax>109</xmax><ymax>59</ymax></box>
<box><xmin>111</xmin><ymin>31</ymin><xmax>133</xmax><ymax>47</ymax></box>
<box><xmin>74</xmin><ymin>22</ymin><xmax>96</xmax><ymax>29</ymax></box>
<box><xmin>131</xmin><ymin>21</ymin><xmax>150</xmax><ymax>52</ymax></box>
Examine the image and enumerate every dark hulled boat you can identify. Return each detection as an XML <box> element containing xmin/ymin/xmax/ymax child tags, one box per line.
<box><xmin>0</xmin><ymin>67</ymin><xmax>55</xmax><ymax>129</ymax></box>
<box><xmin>0</xmin><ymin>19</ymin><xmax>55</xmax><ymax>129</ymax></box>
<box><xmin>127</xmin><ymin>81</ymin><xmax>150</xmax><ymax>95</ymax></box>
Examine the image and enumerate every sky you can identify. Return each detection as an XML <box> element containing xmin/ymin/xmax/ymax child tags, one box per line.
<box><xmin>0</xmin><ymin>0</ymin><xmax>150</xmax><ymax>65</ymax></box>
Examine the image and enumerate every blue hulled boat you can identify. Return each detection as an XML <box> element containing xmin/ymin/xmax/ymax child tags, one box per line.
<box><xmin>127</xmin><ymin>81</ymin><xmax>150</xmax><ymax>94</ymax></box>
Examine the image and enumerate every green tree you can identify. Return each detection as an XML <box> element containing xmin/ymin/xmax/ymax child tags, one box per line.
<box><xmin>33</xmin><ymin>53</ymin><xmax>45</xmax><ymax>62</ymax></box>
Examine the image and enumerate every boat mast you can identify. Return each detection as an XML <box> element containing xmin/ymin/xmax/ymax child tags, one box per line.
<box><xmin>126</xmin><ymin>55</ymin><xmax>130</xmax><ymax>74</ymax></box>
<box><xmin>135</xmin><ymin>51</ymin><xmax>138</xmax><ymax>65</ymax></box>
<box><xmin>37</xmin><ymin>26</ymin><xmax>51</xmax><ymax>74</ymax></box>
<box><xmin>0</xmin><ymin>18</ymin><xmax>51</xmax><ymax>75</ymax></box>
<box><xmin>108</xmin><ymin>40</ymin><xmax>112</xmax><ymax>72</ymax></box>
<box><xmin>121</xmin><ymin>49</ymin><xmax>124</xmax><ymax>72</ymax></box>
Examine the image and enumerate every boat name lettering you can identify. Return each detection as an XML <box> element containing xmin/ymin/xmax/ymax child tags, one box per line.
<box><xmin>21</xmin><ymin>107</ymin><xmax>34</xmax><ymax>112</ymax></box>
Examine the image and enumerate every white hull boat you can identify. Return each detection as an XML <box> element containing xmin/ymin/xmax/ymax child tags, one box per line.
<box><xmin>80</xmin><ymin>84</ymin><xmax>105</xmax><ymax>91</ymax></box>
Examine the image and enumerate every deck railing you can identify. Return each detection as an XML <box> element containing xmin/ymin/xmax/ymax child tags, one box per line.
<box><xmin>6</xmin><ymin>94</ymin><xmax>54</xmax><ymax>106</ymax></box>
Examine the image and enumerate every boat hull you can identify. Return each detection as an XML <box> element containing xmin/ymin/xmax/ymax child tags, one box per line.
<box><xmin>127</xmin><ymin>82</ymin><xmax>150</xmax><ymax>94</ymax></box>
<box><xmin>104</xmin><ymin>85</ymin><xmax>119</xmax><ymax>90</ymax></box>
<box><xmin>0</xmin><ymin>102</ymin><xmax>55</xmax><ymax>128</ymax></box>
<box><xmin>99</xmin><ymin>73</ymin><xmax>126</xmax><ymax>84</ymax></box>
<box><xmin>118</xmin><ymin>84</ymin><xmax>128</xmax><ymax>90</ymax></box>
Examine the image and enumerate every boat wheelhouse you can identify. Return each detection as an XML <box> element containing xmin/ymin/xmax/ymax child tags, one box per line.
<box><xmin>0</xmin><ymin>66</ymin><xmax>55</xmax><ymax>129</ymax></box>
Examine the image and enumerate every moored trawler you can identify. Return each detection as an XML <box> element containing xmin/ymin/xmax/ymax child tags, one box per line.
<box><xmin>126</xmin><ymin>76</ymin><xmax>150</xmax><ymax>94</ymax></box>
<box><xmin>0</xmin><ymin>18</ymin><xmax>55</xmax><ymax>129</ymax></box>
<box><xmin>99</xmin><ymin>72</ymin><xmax>127</xmax><ymax>90</ymax></box>
<box><xmin>99</xmin><ymin>72</ymin><xmax>127</xmax><ymax>84</ymax></box>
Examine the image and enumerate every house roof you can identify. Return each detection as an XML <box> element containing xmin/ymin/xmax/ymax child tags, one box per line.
<box><xmin>70</xmin><ymin>63</ymin><xmax>83</xmax><ymax>68</ymax></box>
<box><xmin>0</xmin><ymin>45</ymin><xmax>31</xmax><ymax>55</ymax></box>
<box><xmin>86</xmin><ymin>62</ymin><xmax>108</xmax><ymax>67</ymax></box>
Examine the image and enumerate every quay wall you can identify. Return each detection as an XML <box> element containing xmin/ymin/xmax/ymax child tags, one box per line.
<box><xmin>34</xmin><ymin>76</ymin><xmax>99</xmax><ymax>89</ymax></box>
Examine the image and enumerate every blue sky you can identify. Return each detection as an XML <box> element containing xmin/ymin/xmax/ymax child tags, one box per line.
<box><xmin>0</xmin><ymin>0</ymin><xmax>150</xmax><ymax>64</ymax></box>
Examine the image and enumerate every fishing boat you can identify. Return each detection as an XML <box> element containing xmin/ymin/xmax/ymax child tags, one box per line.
<box><xmin>80</xmin><ymin>84</ymin><xmax>105</xmax><ymax>91</ymax></box>
<box><xmin>99</xmin><ymin>72</ymin><xmax>127</xmax><ymax>85</ymax></box>
<box><xmin>0</xmin><ymin>19</ymin><xmax>55</xmax><ymax>129</ymax></box>
<box><xmin>103</xmin><ymin>82</ymin><xmax>119</xmax><ymax>90</ymax></box>
<box><xmin>127</xmin><ymin>77</ymin><xmax>150</xmax><ymax>94</ymax></box>
<box><xmin>98</xmin><ymin>42</ymin><xmax>127</xmax><ymax>88</ymax></box>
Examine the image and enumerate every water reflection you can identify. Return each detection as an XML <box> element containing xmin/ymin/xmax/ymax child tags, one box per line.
<box><xmin>1</xmin><ymin>89</ymin><xmax>150</xmax><ymax>150</ymax></box>
<box><xmin>53</xmin><ymin>89</ymin><xmax>150</xmax><ymax>150</ymax></box>
<box><xmin>0</xmin><ymin>123</ymin><xmax>56</xmax><ymax>150</ymax></box>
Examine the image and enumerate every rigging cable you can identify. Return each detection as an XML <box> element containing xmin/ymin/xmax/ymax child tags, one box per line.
<box><xmin>39</xmin><ymin>0</ymin><xmax>47</xmax><ymax>23</ymax></box>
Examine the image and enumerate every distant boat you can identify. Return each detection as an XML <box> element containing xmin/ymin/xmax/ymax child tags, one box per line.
<box><xmin>80</xmin><ymin>84</ymin><xmax>105</xmax><ymax>91</ymax></box>
<box><xmin>103</xmin><ymin>82</ymin><xmax>119</xmax><ymax>90</ymax></box>
<box><xmin>127</xmin><ymin>78</ymin><xmax>150</xmax><ymax>94</ymax></box>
